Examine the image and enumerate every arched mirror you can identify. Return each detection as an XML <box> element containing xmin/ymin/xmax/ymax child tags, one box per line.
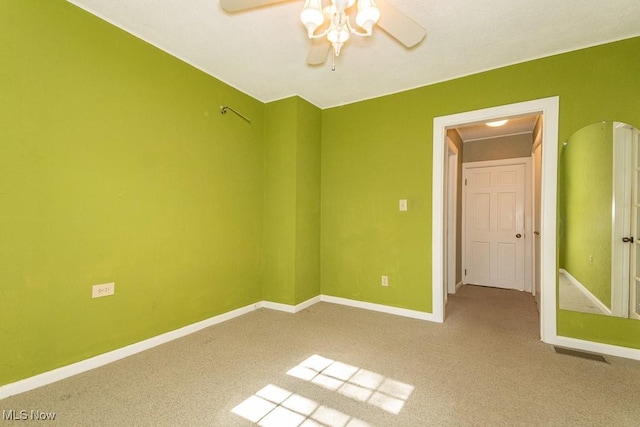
<box><xmin>559</xmin><ymin>121</ymin><xmax>640</xmax><ymax>319</ymax></box>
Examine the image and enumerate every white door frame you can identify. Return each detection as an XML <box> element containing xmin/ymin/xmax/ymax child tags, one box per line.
<box><xmin>432</xmin><ymin>97</ymin><xmax>558</xmax><ymax>343</ymax></box>
<box><xmin>461</xmin><ymin>157</ymin><xmax>533</xmax><ymax>292</ymax></box>
<box><xmin>446</xmin><ymin>137</ymin><xmax>459</xmax><ymax>295</ymax></box>
<box><xmin>611</xmin><ymin>122</ymin><xmax>632</xmax><ymax>317</ymax></box>
<box><xmin>532</xmin><ymin>130</ymin><xmax>543</xmax><ymax>308</ymax></box>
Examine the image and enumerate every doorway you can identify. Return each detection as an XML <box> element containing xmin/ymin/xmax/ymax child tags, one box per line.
<box><xmin>431</xmin><ymin>97</ymin><xmax>559</xmax><ymax>344</ymax></box>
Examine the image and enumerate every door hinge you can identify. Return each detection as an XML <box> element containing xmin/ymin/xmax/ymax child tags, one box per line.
<box><xmin>465</xmin><ymin>178</ymin><xmax>467</xmax><ymax>186</ymax></box>
<box><xmin>464</xmin><ymin>268</ymin><xmax>467</xmax><ymax>276</ymax></box>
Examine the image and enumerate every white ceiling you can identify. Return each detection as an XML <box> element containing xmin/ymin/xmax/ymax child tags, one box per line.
<box><xmin>66</xmin><ymin>0</ymin><xmax>640</xmax><ymax>109</ymax></box>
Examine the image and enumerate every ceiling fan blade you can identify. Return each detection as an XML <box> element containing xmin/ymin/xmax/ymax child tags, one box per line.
<box><xmin>220</xmin><ymin>0</ymin><xmax>291</xmax><ymax>13</ymax></box>
<box><xmin>375</xmin><ymin>0</ymin><xmax>426</xmax><ymax>48</ymax></box>
<box><xmin>307</xmin><ymin>38</ymin><xmax>331</xmax><ymax>65</ymax></box>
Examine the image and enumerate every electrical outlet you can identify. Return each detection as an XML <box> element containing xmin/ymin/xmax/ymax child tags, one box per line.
<box><xmin>399</xmin><ymin>199</ymin><xmax>408</xmax><ymax>211</ymax></box>
<box><xmin>381</xmin><ymin>275</ymin><xmax>389</xmax><ymax>287</ymax></box>
<box><xmin>92</xmin><ymin>282</ymin><xmax>115</xmax><ymax>298</ymax></box>
<box><xmin>589</xmin><ymin>255</ymin><xmax>593</xmax><ymax>264</ymax></box>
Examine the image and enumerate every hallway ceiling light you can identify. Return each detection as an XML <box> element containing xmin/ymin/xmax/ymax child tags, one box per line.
<box><xmin>486</xmin><ymin>119</ymin><xmax>509</xmax><ymax>127</ymax></box>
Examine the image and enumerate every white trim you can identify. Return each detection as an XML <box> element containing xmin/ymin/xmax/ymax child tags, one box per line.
<box><xmin>446</xmin><ymin>138</ymin><xmax>459</xmax><ymax>296</ymax></box>
<box><xmin>531</xmin><ymin>132</ymin><xmax>542</xmax><ymax>300</ymax></box>
<box><xmin>0</xmin><ymin>302</ymin><xmax>260</xmax><ymax>400</ymax></box>
<box><xmin>531</xmin><ymin>116</ymin><xmax>543</xmax><ymax>299</ymax></box>
<box><xmin>455</xmin><ymin>281</ymin><xmax>464</xmax><ymax>292</ymax></box>
<box><xmin>320</xmin><ymin>295</ymin><xmax>440</xmax><ymax>322</ymax></box>
<box><xmin>559</xmin><ymin>269</ymin><xmax>611</xmax><ymax>315</ymax></box>
<box><xmin>261</xmin><ymin>301</ymin><xmax>297</xmax><ymax>313</ymax></box>
<box><xmin>295</xmin><ymin>295</ymin><xmax>322</xmax><ymax>312</ymax></box>
<box><xmin>262</xmin><ymin>296</ymin><xmax>322</xmax><ymax>314</ymax></box>
<box><xmin>551</xmin><ymin>336</ymin><xmax>640</xmax><ymax>361</ymax></box>
<box><xmin>611</xmin><ymin>123</ymin><xmax>632</xmax><ymax>317</ymax></box>
<box><xmin>433</xmin><ymin>97</ymin><xmax>559</xmax><ymax>339</ymax></box>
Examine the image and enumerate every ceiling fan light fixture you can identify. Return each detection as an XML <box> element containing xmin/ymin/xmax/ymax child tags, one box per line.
<box><xmin>301</xmin><ymin>0</ymin><xmax>384</xmax><ymax>63</ymax></box>
<box><xmin>327</xmin><ymin>20</ymin><xmax>350</xmax><ymax>57</ymax></box>
<box><xmin>301</xmin><ymin>0</ymin><xmax>325</xmax><ymax>36</ymax></box>
<box><xmin>356</xmin><ymin>0</ymin><xmax>380</xmax><ymax>33</ymax></box>
<box><xmin>334</xmin><ymin>0</ymin><xmax>356</xmax><ymax>11</ymax></box>
<box><xmin>327</xmin><ymin>26</ymin><xmax>350</xmax><ymax>43</ymax></box>
<box><xmin>486</xmin><ymin>119</ymin><xmax>509</xmax><ymax>127</ymax></box>
<box><xmin>223</xmin><ymin>0</ymin><xmax>427</xmax><ymax>67</ymax></box>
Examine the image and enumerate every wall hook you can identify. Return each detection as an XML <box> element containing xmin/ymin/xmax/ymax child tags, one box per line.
<box><xmin>220</xmin><ymin>105</ymin><xmax>251</xmax><ymax>123</ymax></box>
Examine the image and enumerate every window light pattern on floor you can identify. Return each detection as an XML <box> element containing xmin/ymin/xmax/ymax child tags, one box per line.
<box><xmin>287</xmin><ymin>355</ymin><xmax>414</xmax><ymax>415</ymax></box>
<box><xmin>231</xmin><ymin>384</ymin><xmax>370</xmax><ymax>427</ymax></box>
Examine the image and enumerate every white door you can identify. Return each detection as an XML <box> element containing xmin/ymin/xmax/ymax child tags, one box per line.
<box><xmin>464</xmin><ymin>162</ymin><xmax>526</xmax><ymax>290</ymax></box>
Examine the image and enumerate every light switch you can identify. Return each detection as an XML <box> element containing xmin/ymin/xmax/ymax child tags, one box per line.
<box><xmin>399</xmin><ymin>199</ymin><xmax>408</xmax><ymax>211</ymax></box>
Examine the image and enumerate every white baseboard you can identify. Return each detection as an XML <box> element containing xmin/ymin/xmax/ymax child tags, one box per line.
<box><xmin>261</xmin><ymin>295</ymin><xmax>322</xmax><ymax>314</ymax></box>
<box><xmin>296</xmin><ymin>295</ymin><xmax>322</xmax><ymax>312</ymax></box>
<box><xmin>260</xmin><ymin>301</ymin><xmax>295</xmax><ymax>313</ymax></box>
<box><xmin>559</xmin><ymin>269</ymin><xmax>611</xmax><ymax>315</ymax></box>
<box><xmin>320</xmin><ymin>295</ymin><xmax>439</xmax><ymax>322</ymax></box>
<box><xmin>0</xmin><ymin>302</ymin><xmax>260</xmax><ymax>400</ymax></box>
<box><xmin>264</xmin><ymin>294</ymin><xmax>437</xmax><ymax>321</ymax></box>
<box><xmin>455</xmin><ymin>281</ymin><xmax>463</xmax><ymax>292</ymax></box>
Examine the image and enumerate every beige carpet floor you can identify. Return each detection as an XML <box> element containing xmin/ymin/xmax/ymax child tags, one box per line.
<box><xmin>2</xmin><ymin>285</ymin><xmax>640</xmax><ymax>426</ymax></box>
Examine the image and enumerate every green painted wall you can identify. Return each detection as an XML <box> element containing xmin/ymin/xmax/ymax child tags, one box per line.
<box><xmin>0</xmin><ymin>0</ymin><xmax>265</xmax><ymax>385</ymax></box>
<box><xmin>560</xmin><ymin>122</ymin><xmax>613</xmax><ymax>308</ymax></box>
<box><xmin>263</xmin><ymin>99</ymin><xmax>298</xmax><ymax>304</ymax></box>
<box><xmin>294</xmin><ymin>98</ymin><xmax>322</xmax><ymax>304</ymax></box>
<box><xmin>262</xmin><ymin>97</ymin><xmax>321</xmax><ymax>305</ymax></box>
<box><xmin>321</xmin><ymin>37</ymin><xmax>640</xmax><ymax>347</ymax></box>
<box><xmin>321</xmin><ymin>96</ymin><xmax>432</xmax><ymax>309</ymax></box>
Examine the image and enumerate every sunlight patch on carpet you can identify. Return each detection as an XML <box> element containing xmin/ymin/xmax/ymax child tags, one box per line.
<box><xmin>287</xmin><ymin>354</ymin><xmax>414</xmax><ymax>415</ymax></box>
<box><xmin>231</xmin><ymin>384</ymin><xmax>369</xmax><ymax>427</ymax></box>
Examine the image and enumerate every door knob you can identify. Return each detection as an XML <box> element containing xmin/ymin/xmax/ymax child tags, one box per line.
<box><xmin>516</xmin><ymin>233</ymin><xmax>522</xmax><ymax>238</ymax></box>
<box><xmin>622</xmin><ymin>236</ymin><xmax>635</xmax><ymax>243</ymax></box>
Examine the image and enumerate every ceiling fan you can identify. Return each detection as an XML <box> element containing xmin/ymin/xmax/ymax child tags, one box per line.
<box><xmin>220</xmin><ymin>0</ymin><xmax>426</xmax><ymax>67</ymax></box>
